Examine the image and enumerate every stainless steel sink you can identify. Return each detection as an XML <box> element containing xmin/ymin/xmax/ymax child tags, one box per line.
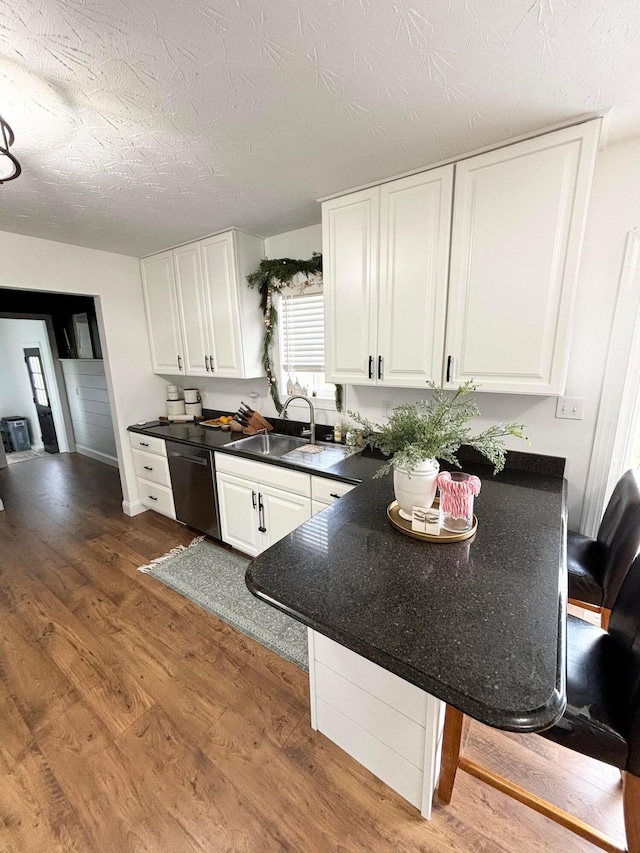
<box><xmin>230</xmin><ymin>432</ymin><xmax>360</xmax><ymax>471</ymax></box>
<box><xmin>230</xmin><ymin>433</ymin><xmax>309</xmax><ymax>457</ymax></box>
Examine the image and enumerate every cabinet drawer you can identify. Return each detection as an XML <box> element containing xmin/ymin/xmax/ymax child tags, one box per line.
<box><xmin>316</xmin><ymin>698</ymin><xmax>423</xmax><ymax>809</ymax></box>
<box><xmin>313</xmin><ymin>631</ymin><xmax>427</xmax><ymax>725</ymax></box>
<box><xmin>215</xmin><ymin>452</ymin><xmax>311</xmax><ymax>497</ymax></box>
<box><xmin>132</xmin><ymin>449</ymin><xmax>172</xmax><ymax>487</ymax></box>
<box><xmin>137</xmin><ymin>477</ymin><xmax>175</xmax><ymax>518</ymax></box>
<box><xmin>315</xmin><ymin>662</ymin><xmax>425</xmax><ymax>766</ymax></box>
<box><xmin>311</xmin><ymin>476</ymin><xmax>356</xmax><ymax>504</ymax></box>
<box><xmin>129</xmin><ymin>432</ymin><xmax>167</xmax><ymax>457</ymax></box>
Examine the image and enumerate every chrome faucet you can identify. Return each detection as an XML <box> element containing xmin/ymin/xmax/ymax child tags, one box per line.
<box><xmin>282</xmin><ymin>395</ymin><xmax>316</xmax><ymax>445</ymax></box>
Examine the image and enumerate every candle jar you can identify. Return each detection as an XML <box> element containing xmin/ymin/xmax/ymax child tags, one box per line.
<box><xmin>436</xmin><ymin>472</ymin><xmax>481</xmax><ymax>533</ymax></box>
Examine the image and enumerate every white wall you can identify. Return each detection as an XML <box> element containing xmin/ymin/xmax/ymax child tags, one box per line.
<box><xmin>0</xmin><ymin>231</ymin><xmax>167</xmax><ymax>511</ymax></box>
<box><xmin>0</xmin><ymin>317</ymin><xmax>68</xmax><ymax>452</ymax></box>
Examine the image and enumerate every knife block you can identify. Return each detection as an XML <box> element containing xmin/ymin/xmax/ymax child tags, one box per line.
<box><xmin>241</xmin><ymin>411</ymin><xmax>274</xmax><ymax>436</ymax></box>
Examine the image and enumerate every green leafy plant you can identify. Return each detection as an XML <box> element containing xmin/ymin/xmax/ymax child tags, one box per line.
<box><xmin>246</xmin><ymin>253</ymin><xmax>344</xmax><ymax>413</ymax></box>
<box><xmin>349</xmin><ymin>381</ymin><xmax>527</xmax><ymax>477</ymax></box>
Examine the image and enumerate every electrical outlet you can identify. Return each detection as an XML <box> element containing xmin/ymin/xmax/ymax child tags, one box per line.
<box><xmin>382</xmin><ymin>400</ymin><xmax>393</xmax><ymax>419</ymax></box>
<box><xmin>249</xmin><ymin>391</ymin><xmax>259</xmax><ymax>400</ymax></box>
<box><xmin>555</xmin><ymin>396</ymin><xmax>584</xmax><ymax>420</ymax></box>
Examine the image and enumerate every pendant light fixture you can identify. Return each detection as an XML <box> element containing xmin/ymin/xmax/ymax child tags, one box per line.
<box><xmin>0</xmin><ymin>115</ymin><xmax>21</xmax><ymax>183</ymax></box>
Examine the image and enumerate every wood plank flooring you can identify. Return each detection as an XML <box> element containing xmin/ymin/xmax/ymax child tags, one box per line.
<box><xmin>0</xmin><ymin>453</ymin><xmax>626</xmax><ymax>852</ymax></box>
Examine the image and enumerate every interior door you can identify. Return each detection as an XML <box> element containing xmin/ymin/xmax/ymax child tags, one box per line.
<box><xmin>23</xmin><ymin>348</ymin><xmax>59</xmax><ymax>453</ymax></box>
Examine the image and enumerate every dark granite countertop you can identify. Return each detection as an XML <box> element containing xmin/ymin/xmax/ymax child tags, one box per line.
<box><xmin>128</xmin><ymin>420</ymin><xmax>383</xmax><ymax>484</ymax></box>
<box><xmin>246</xmin><ymin>461</ymin><xmax>567</xmax><ymax>733</ymax></box>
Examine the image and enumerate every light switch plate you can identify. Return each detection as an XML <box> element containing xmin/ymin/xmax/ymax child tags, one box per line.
<box><xmin>555</xmin><ymin>396</ymin><xmax>584</xmax><ymax>420</ymax></box>
<box><xmin>382</xmin><ymin>400</ymin><xmax>393</xmax><ymax>419</ymax></box>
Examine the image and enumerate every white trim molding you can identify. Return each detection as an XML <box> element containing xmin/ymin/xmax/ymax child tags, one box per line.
<box><xmin>122</xmin><ymin>499</ymin><xmax>147</xmax><ymax>517</ymax></box>
<box><xmin>581</xmin><ymin>228</ymin><xmax>640</xmax><ymax>536</ymax></box>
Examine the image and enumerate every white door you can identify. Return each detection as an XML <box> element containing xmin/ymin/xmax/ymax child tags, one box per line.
<box><xmin>216</xmin><ymin>473</ymin><xmax>261</xmax><ymax>557</ymax></box>
<box><xmin>259</xmin><ymin>484</ymin><xmax>312</xmax><ymax>551</ymax></box>
<box><xmin>200</xmin><ymin>232</ymin><xmax>244</xmax><ymax>378</ymax></box>
<box><xmin>173</xmin><ymin>244</ymin><xmax>210</xmax><ymax>376</ymax></box>
<box><xmin>323</xmin><ymin>188</ymin><xmax>379</xmax><ymax>385</ymax></box>
<box><xmin>444</xmin><ymin>120</ymin><xmax>601</xmax><ymax>394</ymax></box>
<box><xmin>140</xmin><ymin>253</ymin><xmax>184</xmax><ymax>374</ymax></box>
<box><xmin>377</xmin><ymin>167</ymin><xmax>453</xmax><ymax>388</ymax></box>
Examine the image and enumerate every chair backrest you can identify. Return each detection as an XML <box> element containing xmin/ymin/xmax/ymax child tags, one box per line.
<box><xmin>609</xmin><ymin>552</ymin><xmax>640</xmax><ymax>774</ymax></box>
<box><xmin>597</xmin><ymin>468</ymin><xmax>640</xmax><ymax>608</ymax></box>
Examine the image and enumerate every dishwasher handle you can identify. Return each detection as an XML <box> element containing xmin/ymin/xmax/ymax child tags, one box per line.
<box><xmin>168</xmin><ymin>451</ymin><xmax>209</xmax><ymax>466</ymax></box>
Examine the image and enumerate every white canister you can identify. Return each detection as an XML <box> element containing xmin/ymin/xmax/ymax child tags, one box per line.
<box><xmin>166</xmin><ymin>399</ymin><xmax>186</xmax><ymax>416</ymax></box>
<box><xmin>185</xmin><ymin>402</ymin><xmax>203</xmax><ymax>418</ymax></box>
<box><xmin>184</xmin><ymin>388</ymin><xmax>201</xmax><ymax>404</ymax></box>
<box><xmin>166</xmin><ymin>384</ymin><xmax>180</xmax><ymax>401</ymax></box>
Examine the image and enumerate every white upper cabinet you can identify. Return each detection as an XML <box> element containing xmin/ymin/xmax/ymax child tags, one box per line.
<box><xmin>323</xmin><ymin>167</ymin><xmax>454</xmax><ymax>388</ymax></box>
<box><xmin>323</xmin><ymin>119</ymin><xmax>600</xmax><ymax>395</ymax></box>
<box><xmin>444</xmin><ymin>121</ymin><xmax>600</xmax><ymax>394</ymax></box>
<box><xmin>140</xmin><ymin>252</ymin><xmax>184</xmax><ymax>374</ymax></box>
<box><xmin>173</xmin><ymin>243</ymin><xmax>209</xmax><ymax>376</ymax></box>
<box><xmin>377</xmin><ymin>168</ymin><xmax>453</xmax><ymax>387</ymax></box>
<box><xmin>141</xmin><ymin>230</ymin><xmax>266</xmax><ymax>380</ymax></box>
<box><xmin>323</xmin><ymin>188</ymin><xmax>379</xmax><ymax>385</ymax></box>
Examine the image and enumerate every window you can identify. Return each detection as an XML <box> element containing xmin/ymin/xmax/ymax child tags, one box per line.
<box><xmin>279</xmin><ymin>290</ymin><xmax>335</xmax><ymax>401</ymax></box>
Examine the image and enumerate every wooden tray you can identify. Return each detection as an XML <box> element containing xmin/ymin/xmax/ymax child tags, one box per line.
<box><xmin>387</xmin><ymin>498</ymin><xmax>477</xmax><ymax>543</ymax></box>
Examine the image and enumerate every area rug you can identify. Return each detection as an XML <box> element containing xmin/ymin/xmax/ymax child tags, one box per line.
<box><xmin>6</xmin><ymin>449</ymin><xmax>48</xmax><ymax>465</ymax></box>
<box><xmin>138</xmin><ymin>537</ymin><xmax>308</xmax><ymax>670</ymax></box>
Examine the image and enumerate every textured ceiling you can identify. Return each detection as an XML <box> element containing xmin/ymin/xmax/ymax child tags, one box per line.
<box><xmin>0</xmin><ymin>0</ymin><xmax>639</xmax><ymax>257</ymax></box>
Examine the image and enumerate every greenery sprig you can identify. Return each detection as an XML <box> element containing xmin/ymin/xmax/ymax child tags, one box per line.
<box><xmin>246</xmin><ymin>252</ymin><xmax>344</xmax><ymax>414</ymax></box>
<box><xmin>349</xmin><ymin>381</ymin><xmax>527</xmax><ymax>477</ymax></box>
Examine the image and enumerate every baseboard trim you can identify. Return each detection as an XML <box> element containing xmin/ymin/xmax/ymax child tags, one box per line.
<box><xmin>122</xmin><ymin>499</ymin><xmax>147</xmax><ymax>517</ymax></box>
<box><xmin>76</xmin><ymin>444</ymin><xmax>119</xmax><ymax>469</ymax></box>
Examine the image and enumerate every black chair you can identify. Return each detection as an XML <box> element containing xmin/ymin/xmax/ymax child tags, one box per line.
<box><xmin>568</xmin><ymin>468</ymin><xmax>640</xmax><ymax>629</ymax></box>
<box><xmin>438</xmin><ymin>552</ymin><xmax>640</xmax><ymax>852</ymax></box>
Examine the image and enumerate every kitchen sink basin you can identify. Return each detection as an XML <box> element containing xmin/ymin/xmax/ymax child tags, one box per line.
<box><xmin>230</xmin><ymin>432</ymin><xmax>360</xmax><ymax>471</ymax></box>
<box><xmin>230</xmin><ymin>433</ymin><xmax>309</xmax><ymax>457</ymax></box>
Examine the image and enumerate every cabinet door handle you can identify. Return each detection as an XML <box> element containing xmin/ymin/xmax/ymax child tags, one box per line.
<box><xmin>330</xmin><ymin>493</ymin><xmax>341</xmax><ymax>499</ymax></box>
<box><xmin>446</xmin><ymin>355</ymin><xmax>453</xmax><ymax>383</ymax></box>
<box><xmin>143</xmin><ymin>465</ymin><xmax>153</xmax><ymax>471</ymax></box>
<box><xmin>177</xmin><ymin>354</ymin><xmax>183</xmax><ymax>371</ymax></box>
<box><xmin>258</xmin><ymin>493</ymin><xmax>266</xmax><ymax>533</ymax></box>
<box><xmin>140</xmin><ymin>442</ymin><xmax>149</xmax><ymax>447</ymax></box>
<box><xmin>205</xmin><ymin>355</ymin><xmax>210</xmax><ymax>372</ymax></box>
<box><xmin>378</xmin><ymin>355</ymin><xmax>383</xmax><ymax>380</ymax></box>
<box><xmin>148</xmin><ymin>495</ymin><xmax>158</xmax><ymax>501</ymax></box>
<box><xmin>210</xmin><ymin>354</ymin><xmax>214</xmax><ymax>371</ymax></box>
<box><xmin>368</xmin><ymin>355</ymin><xmax>373</xmax><ymax>380</ymax></box>
<box><xmin>252</xmin><ymin>490</ymin><xmax>257</xmax><ymax>510</ymax></box>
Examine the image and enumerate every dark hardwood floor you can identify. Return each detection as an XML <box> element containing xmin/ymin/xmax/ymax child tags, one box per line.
<box><xmin>0</xmin><ymin>453</ymin><xmax>626</xmax><ymax>852</ymax></box>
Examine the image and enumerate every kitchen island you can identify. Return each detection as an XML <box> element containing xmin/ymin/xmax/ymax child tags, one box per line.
<box><xmin>246</xmin><ymin>457</ymin><xmax>567</xmax><ymax>817</ymax></box>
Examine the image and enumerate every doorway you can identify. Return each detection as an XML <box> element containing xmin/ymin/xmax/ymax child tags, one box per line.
<box><xmin>23</xmin><ymin>347</ymin><xmax>59</xmax><ymax>454</ymax></box>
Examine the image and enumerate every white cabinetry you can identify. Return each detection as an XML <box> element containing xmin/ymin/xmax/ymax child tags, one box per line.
<box><xmin>444</xmin><ymin>121</ymin><xmax>600</xmax><ymax>394</ymax></box>
<box><xmin>323</xmin><ymin>167</ymin><xmax>453</xmax><ymax>387</ymax></box>
<box><xmin>323</xmin><ymin>120</ymin><xmax>600</xmax><ymax>395</ymax></box>
<box><xmin>308</xmin><ymin>629</ymin><xmax>444</xmax><ymax>818</ymax></box>
<box><xmin>141</xmin><ymin>230</ymin><xmax>265</xmax><ymax>380</ymax></box>
<box><xmin>128</xmin><ymin>432</ymin><xmax>175</xmax><ymax>519</ymax></box>
<box><xmin>215</xmin><ymin>453</ymin><xmax>312</xmax><ymax>557</ymax></box>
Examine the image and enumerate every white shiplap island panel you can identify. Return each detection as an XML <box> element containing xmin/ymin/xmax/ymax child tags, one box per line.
<box><xmin>60</xmin><ymin>359</ymin><xmax>118</xmax><ymax>467</ymax></box>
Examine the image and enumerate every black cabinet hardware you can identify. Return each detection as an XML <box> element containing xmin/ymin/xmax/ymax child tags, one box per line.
<box><xmin>143</xmin><ymin>465</ymin><xmax>153</xmax><ymax>471</ymax></box>
<box><xmin>368</xmin><ymin>355</ymin><xmax>373</xmax><ymax>379</ymax></box>
<box><xmin>177</xmin><ymin>354</ymin><xmax>183</xmax><ymax>370</ymax></box>
<box><xmin>148</xmin><ymin>495</ymin><xmax>158</xmax><ymax>501</ymax></box>
<box><xmin>210</xmin><ymin>354</ymin><xmax>214</xmax><ymax>371</ymax></box>
<box><xmin>140</xmin><ymin>442</ymin><xmax>149</xmax><ymax>447</ymax></box>
<box><xmin>330</xmin><ymin>493</ymin><xmax>341</xmax><ymax>499</ymax></box>
<box><xmin>205</xmin><ymin>355</ymin><xmax>210</xmax><ymax>371</ymax></box>
<box><xmin>258</xmin><ymin>493</ymin><xmax>266</xmax><ymax>533</ymax></box>
<box><xmin>446</xmin><ymin>355</ymin><xmax>452</xmax><ymax>383</ymax></box>
<box><xmin>378</xmin><ymin>355</ymin><xmax>383</xmax><ymax>380</ymax></box>
<box><xmin>252</xmin><ymin>490</ymin><xmax>257</xmax><ymax>510</ymax></box>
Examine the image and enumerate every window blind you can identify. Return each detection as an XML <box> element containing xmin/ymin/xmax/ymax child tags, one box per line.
<box><xmin>281</xmin><ymin>292</ymin><xmax>325</xmax><ymax>373</ymax></box>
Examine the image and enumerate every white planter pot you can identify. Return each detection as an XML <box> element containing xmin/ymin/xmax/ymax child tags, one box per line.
<box><xmin>393</xmin><ymin>459</ymin><xmax>440</xmax><ymax>520</ymax></box>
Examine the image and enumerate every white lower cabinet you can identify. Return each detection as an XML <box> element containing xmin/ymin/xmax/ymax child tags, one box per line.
<box><xmin>215</xmin><ymin>453</ymin><xmax>312</xmax><ymax>556</ymax></box>
<box><xmin>308</xmin><ymin>629</ymin><xmax>445</xmax><ymax>819</ymax></box>
<box><xmin>129</xmin><ymin>432</ymin><xmax>175</xmax><ymax>519</ymax></box>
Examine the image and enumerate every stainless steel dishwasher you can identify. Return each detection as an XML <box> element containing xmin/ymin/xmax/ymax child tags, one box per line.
<box><xmin>166</xmin><ymin>441</ymin><xmax>220</xmax><ymax>539</ymax></box>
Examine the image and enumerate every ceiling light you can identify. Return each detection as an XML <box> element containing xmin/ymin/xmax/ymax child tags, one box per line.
<box><xmin>0</xmin><ymin>115</ymin><xmax>21</xmax><ymax>183</ymax></box>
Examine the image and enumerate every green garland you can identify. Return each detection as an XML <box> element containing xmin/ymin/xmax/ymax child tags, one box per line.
<box><xmin>246</xmin><ymin>252</ymin><xmax>344</xmax><ymax>414</ymax></box>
